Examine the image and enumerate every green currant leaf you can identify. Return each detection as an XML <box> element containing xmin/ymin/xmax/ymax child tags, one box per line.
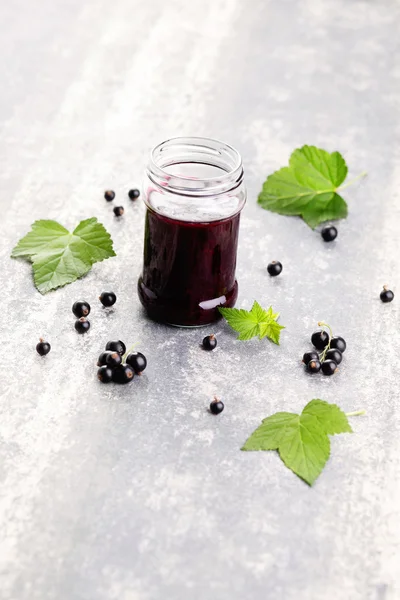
<box><xmin>11</xmin><ymin>218</ymin><xmax>116</xmax><ymax>294</ymax></box>
<box><xmin>257</xmin><ymin>145</ymin><xmax>364</xmax><ymax>229</ymax></box>
<box><xmin>242</xmin><ymin>399</ymin><xmax>355</xmax><ymax>485</ymax></box>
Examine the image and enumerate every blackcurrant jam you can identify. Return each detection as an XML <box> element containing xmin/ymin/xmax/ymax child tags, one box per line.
<box><xmin>138</xmin><ymin>137</ymin><xmax>246</xmax><ymax>327</ymax></box>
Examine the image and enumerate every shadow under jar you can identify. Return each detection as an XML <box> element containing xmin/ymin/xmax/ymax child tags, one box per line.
<box><xmin>138</xmin><ymin>137</ymin><xmax>246</xmax><ymax>327</ymax></box>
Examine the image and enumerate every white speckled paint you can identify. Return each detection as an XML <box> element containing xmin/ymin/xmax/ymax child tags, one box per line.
<box><xmin>1</xmin><ymin>0</ymin><xmax>400</xmax><ymax>599</ymax></box>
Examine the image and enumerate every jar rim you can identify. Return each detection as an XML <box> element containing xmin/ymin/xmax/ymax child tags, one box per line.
<box><xmin>147</xmin><ymin>136</ymin><xmax>243</xmax><ymax>195</ymax></box>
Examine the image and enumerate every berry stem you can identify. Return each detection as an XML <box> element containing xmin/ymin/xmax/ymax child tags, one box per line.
<box><xmin>345</xmin><ymin>410</ymin><xmax>366</xmax><ymax>417</ymax></box>
<box><xmin>319</xmin><ymin>347</ymin><xmax>330</xmax><ymax>362</ymax></box>
<box><xmin>318</xmin><ymin>321</ymin><xmax>333</xmax><ymax>338</ymax></box>
<box><xmin>338</xmin><ymin>171</ymin><xmax>367</xmax><ymax>191</ymax></box>
<box><xmin>317</xmin><ymin>321</ymin><xmax>333</xmax><ymax>361</ymax></box>
<box><xmin>122</xmin><ymin>342</ymin><xmax>139</xmax><ymax>362</ymax></box>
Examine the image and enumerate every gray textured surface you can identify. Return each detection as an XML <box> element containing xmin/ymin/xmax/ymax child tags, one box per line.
<box><xmin>1</xmin><ymin>0</ymin><xmax>400</xmax><ymax>598</ymax></box>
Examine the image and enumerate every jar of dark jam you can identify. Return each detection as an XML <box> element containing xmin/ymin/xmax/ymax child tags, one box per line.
<box><xmin>138</xmin><ymin>137</ymin><xmax>246</xmax><ymax>327</ymax></box>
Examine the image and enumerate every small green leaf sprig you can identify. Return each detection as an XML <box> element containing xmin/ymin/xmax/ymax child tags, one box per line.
<box><xmin>219</xmin><ymin>301</ymin><xmax>285</xmax><ymax>344</ymax></box>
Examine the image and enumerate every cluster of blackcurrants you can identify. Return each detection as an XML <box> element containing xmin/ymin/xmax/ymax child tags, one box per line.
<box><xmin>97</xmin><ymin>340</ymin><xmax>147</xmax><ymax>384</ymax></box>
<box><xmin>303</xmin><ymin>324</ymin><xmax>346</xmax><ymax>376</ymax></box>
<box><xmin>104</xmin><ymin>188</ymin><xmax>140</xmax><ymax>217</ymax></box>
<box><xmin>72</xmin><ymin>292</ymin><xmax>117</xmax><ymax>333</ymax></box>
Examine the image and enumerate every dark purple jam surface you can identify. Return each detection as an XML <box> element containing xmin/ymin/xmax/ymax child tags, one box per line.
<box><xmin>138</xmin><ymin>209</ymin><xmax>240</xmax><ymax>326</ymax></box>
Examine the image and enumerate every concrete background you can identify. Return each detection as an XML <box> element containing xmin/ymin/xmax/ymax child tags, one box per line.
<box><xmin>1</xmin><ymin>0</ymin><xmax>400</xmax><ymax>598</ymax></box>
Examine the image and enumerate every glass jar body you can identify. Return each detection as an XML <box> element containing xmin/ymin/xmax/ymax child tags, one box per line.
<box><xmin>137</xmin><ymin>137</ymin><xmax>246</xmax><ymax>327</ymax></box>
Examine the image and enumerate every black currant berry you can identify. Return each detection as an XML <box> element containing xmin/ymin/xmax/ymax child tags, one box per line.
<box><xmin>75</xmin><ymin>318</ymin><xmax>90</xmax><ymax>333</ymax></box>
<box><xmin>97</xmin><ymin>351</ymin><xmax>111</xmax><ymax>366</ymax></box>
<box><xmin>321</xmin><ymin>360</ymin><xmax>338</xmax><ymax>376</ymax></box>
<box><xmin>97</xmin><ymin>366</ymin><xmax>113</xmax><ymax>383</ymax></box>
<box><xmin>380</xmin><ymin>286</ymin><xmax>394</xmax><ymax>303</ymax></box>
<box><xmin>302</xmin><ymin>351</ymin><xmax>319</xmax><ymax>365</ymax></box>
<box><xmin>203</xmin><ymin>334</ymin><xmax>217</xmax><ymax>351</ymax></box>
<box><xmin>113</xmin><ymin>206</ymin><xmax>124</xmax><ymax>217</ymax></box>
<box><xmin>311</xmin><ymin>330</ymin><xmax>330</xmax><ymax>350</ymax></box>
<box><xmin>128</xmin><ymin>189</ymin><xmax>140</xmax><ymax>200</ymax></box>
<box><xmin>321</xmin><ymin>225</ymin><xmax>338</xmax><ymax>242</ymax></box>
<box><xmin>210</xmin><ymin>397</ymin><xmax>224</xmax><ymax>415</ymax></box>
<box><xmin>99</xmin><ymin>292</ymin><xmax>117</xmax><ymax>307</ymax></box>
<box><xmin>72</xmin><ymin>300</ymin><xmax>91</xmax><ymax>318</ymax></box>
<box><xmin>330</xmin><ymin>336</ymin><xmax>346</xmax><ymax>353</ymax></box>
<box><xmin>307</xmin><ymin>359</ymin><xmax>321</xmax><ymax>373</ymax></box>
<box><xmin>267</xmin><ymin>261</ymin><xmax>283</xmax><ymax>276</ymax></box>
<box><xmin>126</xmin><ymin>352</ymin><xmax>147</xmax><ymax>374</ymax></box>
<box><xmin>106</xmin><ymin>352</ymin><xmax>122</xmax><ymax>368</ymax></box>
<box><xmin>104</xmin><ymin>190</ymin><xmax>115</xmax><ymax>201</ymax></box>
<box><xmin>325</xmin><ymin>348</ymin><xmax>343</xmax><ymax>365</ymax></box>
<box><xmin>112</xmin><ymin>364</ymin><xmax>134</xmax><ymax>384</ymax></box>
<box><xmin>36</xmin><ymin>338</ymin><xmax>51</xmax><ymax>356</ymax></box>
<box><xmin>105</xmin><ymin>340</ymin><xmax>126</xmax><ymax>355</ymax></box>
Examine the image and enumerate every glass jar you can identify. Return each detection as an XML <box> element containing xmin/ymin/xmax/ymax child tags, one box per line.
<box><xmin>137</xmin><ymin>137</ymin><xmax>246</xmax><ymax>327</ymax></box>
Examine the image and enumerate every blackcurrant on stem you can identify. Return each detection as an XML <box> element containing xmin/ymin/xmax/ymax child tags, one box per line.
<box><xmin>345</xmin><ymin>410</ymin><xmax>366</xmax><ymax>417</ymax></box>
